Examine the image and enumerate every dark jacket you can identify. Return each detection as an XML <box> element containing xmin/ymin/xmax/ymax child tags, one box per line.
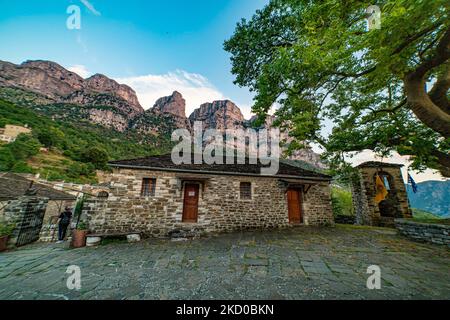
<box><xmin>59</xmin><ymin>210</ymin><xmax>72</xmax><ymax>225</ymax></box>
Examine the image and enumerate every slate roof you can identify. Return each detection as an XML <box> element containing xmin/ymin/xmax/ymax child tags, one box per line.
<box><xmin>356</xmin><ymin>161</ymin><xmax>404</xmax><ymax>168</ymax></box>
<box><xmin>108</xmin><ymin>153</ymin><xmax>332</xmax><ymax>181</ymax></box>
<box><xmin>0</xmin><ymin>172</ymin><xmax>77</xmax><ymax>201</ymax></box>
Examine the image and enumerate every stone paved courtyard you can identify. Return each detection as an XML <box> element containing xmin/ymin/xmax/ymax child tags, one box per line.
<box><xmin>0</xmin><ymin>225</ymin><xmax>449</xmax><ymax>300</ymax></box>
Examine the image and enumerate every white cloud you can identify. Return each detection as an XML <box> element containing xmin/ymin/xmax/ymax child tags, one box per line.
<box><xmin>236</xmin><ymin>103</ymin><xmax>254</xmax><ymax>120</ymax></box>
<box><xmin>67</xmin><ymin>64</ymin><xmax>92</xmax><ymax>78</ymax></box>
<box><xmin>116</xmin><ymin>70</ymin><xmax>228</xmax><ymax>116</ymax></box>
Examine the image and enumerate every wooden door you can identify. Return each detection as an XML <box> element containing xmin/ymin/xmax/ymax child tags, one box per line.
<box><xmin>287</xmin><ymin>189</ymin><xmax>302</xmax><ymax>224</ymax></box>
<box><xmin>182</xmin><ymin>184</ymin><xmax>199</xmax><ymax>222</ymax></box>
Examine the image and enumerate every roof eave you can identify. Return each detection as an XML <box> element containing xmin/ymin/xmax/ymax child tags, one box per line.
<box><xmin>108</xmin><ymin>163</ymin><xmax>332</xmax><ymax>182</ymax></box>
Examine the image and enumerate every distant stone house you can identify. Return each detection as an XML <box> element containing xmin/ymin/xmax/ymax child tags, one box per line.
<box><xmin>83</xmin><ymin>154</ymin><xmax>334</xmax><ymax>238</ymax></box>
<box><xmin>0</xmin><ymin>124</ymin><xmax>31</xmax><ymax>143</ymax></box>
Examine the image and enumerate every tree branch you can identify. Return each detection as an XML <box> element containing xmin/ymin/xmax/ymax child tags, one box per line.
<box><xmin>366</xmin><ymin>99</ymin><xmax>407</xmax><ymax>117</ymax></box>
<box><xmin>392</xmin><ymin>21</ymin><xmax>444</xmax><ymax>55</ymax></box>
<box><xmin>404</xmin><ymin>26</ymin><xmax>450</xmax><ymax>138</ymax></box>
<box><xmin>428</xmin><ymin>62</ymin><xmax>450</xmax><ymax>115</ymax></box>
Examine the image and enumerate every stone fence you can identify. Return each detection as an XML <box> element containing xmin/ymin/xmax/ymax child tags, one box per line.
<box><xmin>334</xmin><ymin>215</ymin><xmax>355</xmax><ymax>225</ymax></box>
<box><xmin>395</xmin><ymin>219</ymin><xmax>450</xmax><ymax>246</ymax></box>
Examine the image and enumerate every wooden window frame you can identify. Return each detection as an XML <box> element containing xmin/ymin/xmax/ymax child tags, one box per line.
<box><xmin>141</xmin><ymin>178</ymin><xmax>156</xmax><ymax>197</ymax></box>
<box><xmin>239</xmin><ymin>182</ymin><xmax>252</xmax><ymax>200</ymax></box>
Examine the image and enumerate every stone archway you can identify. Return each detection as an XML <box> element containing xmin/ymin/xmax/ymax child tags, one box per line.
<box><xmin>374</xmin><ymin>171</ymin><xmax>402</xmax><ymax>218</ymax></box>
<box><xmin>352</xmin><ymin>162</ymin><xmax>412</xmax><ymax>226</ymax></box>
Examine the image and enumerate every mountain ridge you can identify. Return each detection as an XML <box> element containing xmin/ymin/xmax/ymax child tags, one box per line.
<box><xmin>406</xmin><ymin>180</ymin><xmax>450</xmax><ymax>218</ymax></box>
<box><xmin>0</xmin><ymin>59</ymin><xmax>325</xmax><ymax>168</ymax></box>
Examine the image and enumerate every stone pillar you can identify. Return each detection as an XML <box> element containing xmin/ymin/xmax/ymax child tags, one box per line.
<box><xmin>3</xmin><ymin>196</ymin><xmax>49</xmax><ymax>247</ymax></box>
<box><xmin>351</xmin><ymin>171</ymin><xmax>372</xmax><ymax>225</ymax></box>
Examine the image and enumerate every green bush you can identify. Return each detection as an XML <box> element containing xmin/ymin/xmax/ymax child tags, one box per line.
<box><xmin>80</xmin><ymin>146</ymin><xmax>109</xmax><ymax>169</ymax></box>
<box><xmin>331</xmin><ymin>186</ymin><xmax>354</xmax><ymax>217</ymax></box>
<box><xmin>0</xmin><ymin>134</ymin><xmax>41</xmax><ymax>171</ymax></box>
<box><xmin>76</xmin><ymin>221</ymin><xmax>88</xmax><ymax>230</ymax></box>
<box><xmin>0</xmin><ymin>220</ymin><xmax>15</xmax><ymax>237</ymax></box>
<box><xmin>36</xmin><ymin>127</ymin><xmax>65</xmax><ymax>148</ymax></box>
<box><xmin>7</xmin><ymin>134</ymin><xmax>41</xmax><ymax>160</ymax></box>
<box><xmin>0</xmin><ymin>148</ymin><xmax>15</xmax><ymax>171</ymax></box>
<box><xmin>11</xmin><ymin>161</ymin><xmax>35</xmax><ymax>173</ymax></box>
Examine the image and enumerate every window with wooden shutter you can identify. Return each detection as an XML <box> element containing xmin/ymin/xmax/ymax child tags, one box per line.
<box><xmin>240</xmin><ymin>182</ymin><xmax>252</xmax><ymax>200</ymax></box>
<box><xmin>141</xmin><ymin>178</ymin><xmax>156</xmax><ymax>197</ymax></box>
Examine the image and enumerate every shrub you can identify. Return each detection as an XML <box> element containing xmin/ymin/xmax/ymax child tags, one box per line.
<box><xmin>80</xmin><ymin>146</ymin><xmax>109</xmax><ymax>169</ymax></box>
<box><xmin>331</xmin><ymin>186</ymin><xmax>354</xmax><ymax>217</ymax></box>
<box><xmin>76</xmin><ymin>221</ymin><xmax>88</xmax><ymax>230</ymax></box>
<box><xmin>36</xmin><ymin>127</ymin><xmax>64</xmax><ymax>148</ymax></box>
<box><xmin>8</xmin><ymin>134</ymin><xmax>41</xmax><ymax>160</ymax></box>
<box><xmin>0</xmin><ymin>220</ymin><xmax>15</xmax><ymax>237</ymax></box>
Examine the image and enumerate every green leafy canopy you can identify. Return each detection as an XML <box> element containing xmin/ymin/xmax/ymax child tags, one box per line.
<box><xmin>224</xmin><ymin>0</ymin><xmax>450</xmax><ymax>178</ymax></box>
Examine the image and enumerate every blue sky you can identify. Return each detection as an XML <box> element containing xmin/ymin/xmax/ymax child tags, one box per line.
<box><xmin>0</xmin><ymin>0</ymin><xmax>268</xmax><ymax>117</ymax></box>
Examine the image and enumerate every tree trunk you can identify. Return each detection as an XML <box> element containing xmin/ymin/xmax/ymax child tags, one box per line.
<box><xmin>404</xmin><ymin>75</ymin><xmax>450</xmax><ymax>138</ymax></box>
<box><xmin>432</xmin><ymin>149</ymin><xmax>450</xmax><ymax>178</ymax></box>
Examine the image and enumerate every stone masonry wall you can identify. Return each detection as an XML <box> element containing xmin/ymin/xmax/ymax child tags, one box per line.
<box><xmin>352</xmin><ymin>171</ymin><xmax>373</xmax><ymax>225</ymax></box>
<box><xmin>3</xmin><ymin>196</ymin><xmax>49</xmax><ymax>247</ymax></box>
<box><xmin>83</xmin><ymin>169</ymin><xmax>334</xmax><ymax>238</ymax></box>
<box><xmin>395</xmin><ymin>219</ymin><xmax>450</xmax><ymax>246</ymax></box>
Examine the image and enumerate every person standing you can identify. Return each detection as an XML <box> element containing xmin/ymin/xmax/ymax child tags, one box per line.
<box><xmin>57</xmin><ymin>206</ymin><xmax>72</xmax><ymax>243</ymax></box>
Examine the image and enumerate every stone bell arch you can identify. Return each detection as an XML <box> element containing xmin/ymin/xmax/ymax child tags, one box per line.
<box><xmin>351</xmin><ymin>162</ymin><xmax>412</xmax><ymax>227</ymax></box>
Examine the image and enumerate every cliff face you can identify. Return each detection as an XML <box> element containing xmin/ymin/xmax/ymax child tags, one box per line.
<box><xmin>84</xmin><ymin>74</ymin><xmax>142</xmax><ymax>114</ymax></box>
<box><xmin>149</xmin><ymin>91</ymin><xmax>191</xmax><ymax>130</ymax></box>
<box><xmin>0</xmin><ymin>60</ymin><xmax>144</xmax><ymax>117</ymax></box>
<box><xmin>0</xmin><ymin>59</ymin><xmax>325</xmax><ymax>168</ymax></box>
<box><xmin>189</xmin><ymin>100</ymin><xmax>245</xmax><ymax>130</ymax></box>
<box><xmin>152</xmin><ymin>91</ymin><xmax>186</xmax><ymax>118</ymax></box>
<box><xmin>189</xmin><ymin>103</ymin><xmax>325</xmax><ymax>168</ymax></box>
<box><xmin>248</xmin><ymin>115</ymin><xmax>326</xmax><ymax>169</ymax></box>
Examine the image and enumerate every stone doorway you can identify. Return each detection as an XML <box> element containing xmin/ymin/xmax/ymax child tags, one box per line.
<box><xmin>182</xmin><ymin>184</ymin><xmax>199</xmax><ymax>223</ymax></box>
<box><xmin>287</xmin><ymin>189</ymin><xmax>303</xmax><ymax>224</ymax></box>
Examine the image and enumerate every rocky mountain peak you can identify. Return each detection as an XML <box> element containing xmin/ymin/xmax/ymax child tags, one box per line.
<box><xmin>0</xmin><ymin>59</ymin><xmax>144</xmax><ymax>116</ymax></box>
<box><xmin>84</xmin><ymin>74</ymin><xmax>142</xmax><ymax>113</ymax></box>
<box><xmin>189</xmin><ymin>100</ymin><xmax>245</xmax><ymax>130</ymax></box>
<box><xmin>152</xmin><ymin>91</ymin><xmax>186</xmax><ymax>118</ymax></box>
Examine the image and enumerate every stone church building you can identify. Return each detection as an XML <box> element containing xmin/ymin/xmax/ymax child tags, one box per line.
<box><xmin>83</xmin><ymin>154</ymin><xmax>334</xmax><ymax>238</ymax></box>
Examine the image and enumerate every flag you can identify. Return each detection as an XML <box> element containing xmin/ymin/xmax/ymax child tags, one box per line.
<box><xmin>408</xmin><ymin>173</ymin><xmax>418</xmax><ymax>193</ymax></box>
<box><xmin>375</xmin><ymin>174</ymin><xmax>388</xmax><ymax>204</ymax></box>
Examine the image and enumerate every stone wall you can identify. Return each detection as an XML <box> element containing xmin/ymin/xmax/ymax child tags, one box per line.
<box><xmin>334</xmin><ymin>215</ymin><xmax>356</xmax><ymax>225</ymax></box>
<box><xmin>83</xmin><ymin>169</ymin><xmax>334</xmax><ymax>238</ymax></box>
<box><xmin>3</xmin><ymin>196</ymin><xmax>49</xmax><ymax>247</ymax></box>
<box><xmin>352</xmin><ymin>171</ymin><xmax>373</xmax><ymax>225</ymax></box>
<box><xmin>395</xmin><ymin>219</ymin><xmax>450</xmax><ymax>246</ymax></box>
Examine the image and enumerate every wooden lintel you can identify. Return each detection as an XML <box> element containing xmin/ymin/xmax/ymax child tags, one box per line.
<box><xmin>303</xmin><ymin>184</ymin><xmax>312</xmax><ymax>195</ymax></box>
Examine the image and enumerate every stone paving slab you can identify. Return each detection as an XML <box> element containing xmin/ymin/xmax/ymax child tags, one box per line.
<box><xmin>0</xmin><ymin>225</ymin><xmax>449</xmax><ymax>300</ymax></box>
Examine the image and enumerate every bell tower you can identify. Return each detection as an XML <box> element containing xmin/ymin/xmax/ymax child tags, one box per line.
<box><xmin>351</xmin><ymin>162</ymin><xmax>412</xmax><ymax>227</ymax></box>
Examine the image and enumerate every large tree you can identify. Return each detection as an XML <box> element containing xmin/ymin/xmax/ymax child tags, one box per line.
<box><xmin>224</xmin><ymin>0</ymin><xmax>450</xmax><ymax>177</ymax></box>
